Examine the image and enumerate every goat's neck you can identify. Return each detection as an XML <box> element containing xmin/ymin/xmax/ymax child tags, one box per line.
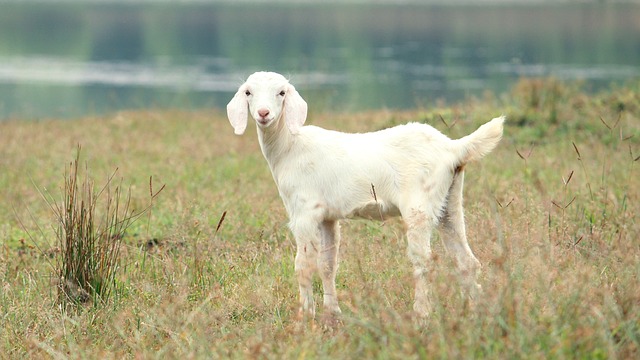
<box><xmin>257</xmin><ymin>116</ymin><xmax>294</xmax><ymax>173</ymax></box>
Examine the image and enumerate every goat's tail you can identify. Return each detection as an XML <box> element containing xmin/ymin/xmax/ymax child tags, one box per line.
<box><xmin>456</xmin><ymin>116</ymin><xmax>504</xmax><ymax>165</ymax></box>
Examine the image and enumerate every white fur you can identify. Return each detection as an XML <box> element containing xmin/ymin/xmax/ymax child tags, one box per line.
<box><xmin>227</xmin><ymin>71</ymin><xmax>504</xmax><ymax>319</ymax></box>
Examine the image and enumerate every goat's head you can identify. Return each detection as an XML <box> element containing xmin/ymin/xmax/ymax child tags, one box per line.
<box><xmin>227</xmin><ymin>72</ymin><xmax>308</xmax><ymax>135</ymax></box>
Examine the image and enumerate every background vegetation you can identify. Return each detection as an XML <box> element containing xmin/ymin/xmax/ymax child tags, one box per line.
<box><xmin>1</xmin><ymin>79</ymin><xmax>639</xmax><ymax>358</ymax></box>
<box><xmin>1</xmin><ymin>2</ymin><xmax>638</xmax><ymax>118</ymax></box>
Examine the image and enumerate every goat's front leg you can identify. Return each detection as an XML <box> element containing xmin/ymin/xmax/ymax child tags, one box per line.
<box><xmin>291</xmin><ymin>217</ymin><xmax>321</xmax><ymax>319</ymax></box>
<box><xmin>318</xmin><ymin>220</ymin><xmax>341</xmax><ymax>317</ymax></box>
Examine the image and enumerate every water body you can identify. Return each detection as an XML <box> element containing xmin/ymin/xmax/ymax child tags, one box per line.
<box><xmin>0</xmin><ymin>2</ymin><xmax>638</xmax><ymax>120</ymax></box>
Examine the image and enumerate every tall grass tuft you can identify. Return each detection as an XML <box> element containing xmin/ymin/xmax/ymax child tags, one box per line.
<box><xmin>49</xmin><ymin>146</ymin><xmax>161</xmax><ymax>308</ymax></box>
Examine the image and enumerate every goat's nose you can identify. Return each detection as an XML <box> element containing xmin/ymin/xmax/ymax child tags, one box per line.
<box><xmin>258</xmin><ymin>108</ymin><xmax>270</xmax><ymax>118</ymax></box>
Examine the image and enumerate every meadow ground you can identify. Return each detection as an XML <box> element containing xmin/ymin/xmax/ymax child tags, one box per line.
<box><xmin>1</xmin><ymin>79</ymin><xmax>639</xmax><ymax>359</ymax></box>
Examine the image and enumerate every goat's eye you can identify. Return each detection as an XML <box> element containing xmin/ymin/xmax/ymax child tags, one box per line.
<box><xmin>278</xmin><ymin>90</ymin><xmax>286</xmax><ymax>96</ymax></box>
<box><xmin>245</xmin><ymin>90</ymin><xmax>251</xmax><ymax>96</ymax></box>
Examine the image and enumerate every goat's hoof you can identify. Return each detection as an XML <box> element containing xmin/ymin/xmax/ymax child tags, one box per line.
<box><xmin>465</xmin><ymin>286</ymin><xmax>482</xmax><ymax>311</ymax></box>
<box><xmin>320</xmin><ymin>311</ymin><xmax>343</xmax><ymax>330</ymax></box>
<box><xmin>413</xmin><ymin>312</ymin><xmax>431</xmax><ymax>329</ymax></box>
<box><xmin>413</xmin><ymin>298</ymin><xmax>432</xmax><ymax>319</ymax></box>
<box><xmin>413</xmin><ymin>309</ymin><xmax>431</xmax><ymax>321</ymax></box>
<box><xmin>463</xmin><ymin>283</ymin><xmax>482</xmax><ymax>303</ymax></box>
<box><xmin>296</xmin><ymin>306</ymin><xmax>316</xmax><ymax>322</ymax></box>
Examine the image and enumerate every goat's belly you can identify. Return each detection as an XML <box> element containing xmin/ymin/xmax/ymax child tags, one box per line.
<box><xmin>346</xmin><ymin>200</ymin><xmax>401</xmax><ymax>221</ymax></box>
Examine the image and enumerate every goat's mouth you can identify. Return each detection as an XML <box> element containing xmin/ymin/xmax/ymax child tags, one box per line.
<box><xmin>257</xmin><ymin>117</ymin><xmax>271</xmax><ymax>126</ymax></box>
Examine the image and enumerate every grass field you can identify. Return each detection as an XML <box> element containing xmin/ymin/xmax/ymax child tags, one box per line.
<box><xmin>1</xmin><ymin>79</ymin><xmax>639</xmax><ymax>358</ymax></box>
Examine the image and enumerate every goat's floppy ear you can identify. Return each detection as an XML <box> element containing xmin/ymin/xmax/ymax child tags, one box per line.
<box><xmin>284</xmin><ymin>84</ymin><xmax>307</xmax><ymax>134</ymax></box>
<box><xmin>226</xmin><ymin>88</ymin><xmax>248</xmax><ymax>135</ymax></box>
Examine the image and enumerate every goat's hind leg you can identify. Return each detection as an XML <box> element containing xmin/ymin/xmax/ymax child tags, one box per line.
<box><xmin>405</xmin><ymin>210</ymin><xmax>436</xmax><ymax>318</ymax></box>
<box><xmin>439</xmin><ymin>171</ymin><xmax>482</xmax><ymax>300</ymax></box>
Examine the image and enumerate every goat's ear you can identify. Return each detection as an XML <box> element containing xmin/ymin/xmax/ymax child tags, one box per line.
<box><xmin>226</xmin><ymin>88</ymin><xmax>248</xmax><ymax>135</ymax></box>
<box><xmin>284</xmin><ymin>84</ymin><xmax>307</xmax><ymax>134</ymax></box>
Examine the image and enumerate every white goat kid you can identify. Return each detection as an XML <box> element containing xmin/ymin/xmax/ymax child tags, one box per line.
<box><xmin>227</xmin><ymin>71</ymin><xmax>504</xmax><ymax>319</ymax></box>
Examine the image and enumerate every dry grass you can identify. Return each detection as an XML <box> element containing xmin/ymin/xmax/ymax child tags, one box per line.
<box><xmin>0</xmin><ymin>79</ymin><xmax>639</xmax><ymax>358</ymax></box>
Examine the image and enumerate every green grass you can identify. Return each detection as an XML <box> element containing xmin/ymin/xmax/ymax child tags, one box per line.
<box><xmin>1</xmin><ymin>79</ymin><xmax>639</xmax><ymax>358</ymax></box>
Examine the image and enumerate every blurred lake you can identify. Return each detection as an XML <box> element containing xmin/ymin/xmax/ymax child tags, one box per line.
<box><xmin>1</xmin><ymin>1</ymin><xmax>639</xmax><ymax>120</ymax></box>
